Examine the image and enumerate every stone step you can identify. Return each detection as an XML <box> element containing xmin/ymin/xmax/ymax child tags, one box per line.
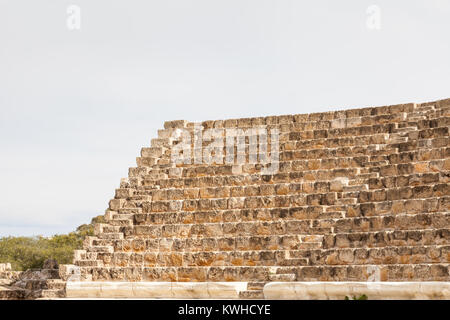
<box><xmin>387</xmin><ymin>136</ymin><xmax>409</xmax><ymax>144</ymax></box>
<box><xmin>85</xmin><ymin>252</ymin><xmax>98</xmax><ymax>260</ymax></box>
<box><xmin>34</xmin><ymin>289</ymin><xmax>66</xmax><ymax>299</ymax></box>
<box><xmin>135</xmin><ymin>154</ymin><xmax>447</xmax><ymax>190</ymax></box>
<box><xmin>415</xmin><ymin>105</ymin><xmax>435</xmax><ymax>112</ymax></box>
<box><xmin>146</xmin><ymin>139</ymin><xmax>442</xmax><ymax>171</ymax></box>
<box><xmin>46</xmin><ymin>279</ymin><xmax>66</xmax><ymax>290</ymax></box>
<box><xmin>168</xmin><ymin>146</ymin><xmax>396</xmax><ymax>169</ymax></box>
<box><xmin>97</xmin><ymin>232</ymin><xmax>124</xmax><ymax>240</ymax></box>
<box><xmin>279</xmin><ymin>258</ymin><xmax>309</xmax><ymax>266</ymax></box>
<box><xmin>129</xmin><ymin>211</ymin><xmax>449</xmax><ymax>237</ymax></box>
<box><xmin>94</xmin><ymin>220</ymin><xmax>125</xmax><ymax>236</ymax></box>
<box><xmin>151</xmin><ymin>138</ymin><xmax>170</xmax><ymax>148</ymax></box>
<box><xmin>145</xmin><ymin>187</ymin><xmax>447</xmax><ymax>214</ymax></box>
<box><xmin>86</xmin><ymin>246</ymin><xmax>114</xmax><ymax>254</ymax></box>
<box><xmin>268</xmin><ymin>273</ymin><xmax>296</xmax><ymax>281</ymax></box>
<box><xmin>20</xmin><ymin>279</ymin><xmax>66</xmax><ymax>291</ymax></box>
<box><xmin>0</xmin><ymin>271</ymin><xmax>21</xmax><ymax>281</ymax></box>
<box><xmin>94</xmin><ymin>223</ymin><xmax>114</xmax><ymax>235</ymax></box>
<box><xmin>308</xmin><ymin>245</ymin><xmax>450</xmax><ymax>266</ymax></box>
<box><xmin>287</xmin><ymin>124</ymin><xmax>400</xmax><ymax>141</ymax></box>
<box><xmin>98</xmin><ymin>249</ymin><xmax>313</xmax><ymax>267</ymax></box>
<box><xmin>114</xmin><ymin>188</ymin><xmax>135</xmax><ymax>199</ymax></box>
<box><xmin>343</xmin><ymin>185</ymin><xmax>368</xmax><ymax>192</ymax></box>
<box><xmin>144</xmin><ymin>170</ymin><xmax>169</xmax><ymax>180</ymax></box>
<box><xmin>409</xmin><ymin>116</ymin><xmax>427</xmax><ymax>121</ymax></box>
<box><xmin>134</xmin><ymin>174</ymin><xmax>448</xmax><ymax>204</ymax></box>
<box><xmin>143</xmin><ymin>116</ymin><xmax>446</xmax><ymax>160</ymax></box>
<box><xmin>125</xmin><ymin>197</ymin><xmax>448</xmax><ymax>228</ymax></box>
<box><xmin>146</xmin><ymin>181</ymin><xmax>362</xmax><ymax>201</ymax></box>
<box><xmin>0</xmin><ymin>286</ymin><xmax>29</xmax><ymax>300</ymax></box>
<box><xmin>115</xmin><ymin>207</ymin><xmax>144</xmax><ymax>214</ymax></box>
<box><xmin>141</xmin><ymin>147</ymin><xmax>164</xmax><ymax>158</ymax></box>
<box><xmin>75</xmin><ymin>260</ymin><xmax>104</xmax><ymax>267</ymax></box>
<box><xmin>348</xmin><ymin>174</ymin><xmax>380</xmax><ymax>184</ymax></box>
<box><xmin>210</xmin><ymin>135</ymin><xmax>444</xmax><ymax>160</ymax></box>
<box><xmin>323</xmin><ymin>230</ymin><xmax>450</xmax><ymax>249</ymax></box>
<box><xmin>180</xmin><ymin>105</ymin><xmax>443</xmax><ymax>133</ymax></box>
<box><xmin>96</xmin><ymin>244</ymin><xmax>449</xmax><ymax>268</ymax></box>
<box><xmin>136</xmin><ymin>157</ymin><xmax>158</xmax><ymax>167</ymax></box>
<box><xmin>359</xmin><ymin>184</ymin><xmax>449</xmax><ymax>203</ymax></box>
<box><xmin>74</xmin><ymin>249</ymin><xmax>87</xmax><ymax>260</ymax></box>
<box><xmin>103</xmin><ymin>221</ymin><xmax>131</xmax><ymax>229</ymax></box>
<box><xmin>362</xmin><ymin>160</ymin><xmax>389</xmax><ymax>167</ymax></box>
<box><xmin>394</xmin><ymin>126</ymin><xmax>418</xmax><ymax>133</ymax></box>
<box><xmin>335</xmin><ymin>198</ymin><xmax>357</xmax><ymax>205</ymax></box>
<box><xmin>260</xmin><ymin>111</ymin><xmax>409</xmax><ymax>131</ymax></box>
<box><xmin>164</xmin><ymin>120</ymin><xmax>188</xmax><ymax>129</ymax></box>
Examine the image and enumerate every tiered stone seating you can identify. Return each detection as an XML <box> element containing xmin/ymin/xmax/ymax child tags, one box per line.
<box><xmin>73</xmin><ymin>98</ymin><xmax>450</xmax><ymax>299</ymax></box>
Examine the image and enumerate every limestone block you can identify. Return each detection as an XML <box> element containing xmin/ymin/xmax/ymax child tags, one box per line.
<box><xmin>66</xmin><ymin>281</ymin><xmax>102</xmax><ymax>298</ymax></box>
<box><xmin>164</xmin><ymin>120</ymin><xmax>187</xmax><ymax>129</ymax></box>
<box><xmin>133</xmin><ymin>282</ymin><xmax>173</xmax><ymax>298</ymax></box>
<box><xmin>171</xmin><ymin>282</ymin><xmax>209</xmax><ymax>299</ymax></box>
<box><xmin>263</xmin><ymin>282</ymin><xmax>450</xmax><ymax>300</ymax></box>
<box><xmin>101</xmin><ymin>282</ymin><xmax>134</xmax><ymax>298</ymax></box>
<box><xmin>65</xmin><ymin>282</ymin><xmax>248</xmax><ymax>299</ymax></box>
<box><xmin>59</xmin><ymin>264</ymin><xmax>81</xmax><ymax>281</ymax></box>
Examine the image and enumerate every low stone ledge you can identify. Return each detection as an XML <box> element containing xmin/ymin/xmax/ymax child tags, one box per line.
<box><xmin>263</xmin><ymin>282</ymin><xmax>450</xmax><ymax>300</ymax></box>
<box><xmin>66</xmin><ymin>282</ymin><xmax>248</xmax><ymax>299</ymax></box>
<box><xmin>66</xmin><ymin>281</ymin><xmax>450</xmax><ymax>299</ymax></box>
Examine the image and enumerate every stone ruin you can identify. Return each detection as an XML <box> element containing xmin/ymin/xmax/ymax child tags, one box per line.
<box><xmin>0</xmin><ymin>260</ymin><xmax>65</xmax><ymax>300</ymax></box>
<box><xmin>2</xmin><ymin>98</ymin><xmax>450</xmax><ymax>299</ymax></box>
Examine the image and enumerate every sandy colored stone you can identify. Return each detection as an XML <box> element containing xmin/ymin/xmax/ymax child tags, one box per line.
<box><xmin>69</xmin><ymin>98</ymin><xmax>450</xmax><ymax>294</ymax></box>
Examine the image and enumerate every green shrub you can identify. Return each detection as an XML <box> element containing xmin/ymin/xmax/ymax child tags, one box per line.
<box><xmin>0</xmin><ymin>215</ymin><xmax>104</xmax><ymax>271</ymax></box>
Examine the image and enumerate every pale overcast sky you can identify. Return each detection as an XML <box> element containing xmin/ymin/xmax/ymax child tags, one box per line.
<box><xmin>0</xmin><ymin>0</ymin><xmax>449</xmax><ymax>236</ymax></box>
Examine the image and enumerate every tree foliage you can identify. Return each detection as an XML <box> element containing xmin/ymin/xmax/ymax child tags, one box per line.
<box><xmin>0</xmin><ymin>215</ymin><xmax>105</xmax><ymax>271</ymax></box>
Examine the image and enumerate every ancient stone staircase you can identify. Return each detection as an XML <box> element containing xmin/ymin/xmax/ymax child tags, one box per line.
<box><xmin>71</xmin><ymin>98</ymin><xmax>450</xmax><ymax>291</ymax></box>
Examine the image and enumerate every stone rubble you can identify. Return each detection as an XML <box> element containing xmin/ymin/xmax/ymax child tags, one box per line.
<box><xmin>0</xmin><ymin>260</ymin><xmax>65</xmax><ymax>300</ymax></box>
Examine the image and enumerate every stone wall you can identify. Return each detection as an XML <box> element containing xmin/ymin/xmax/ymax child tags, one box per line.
<box><xmin>73</xmin><ymin>98</ymin><xmax>450</xmax><ymax>286</ymax></box>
